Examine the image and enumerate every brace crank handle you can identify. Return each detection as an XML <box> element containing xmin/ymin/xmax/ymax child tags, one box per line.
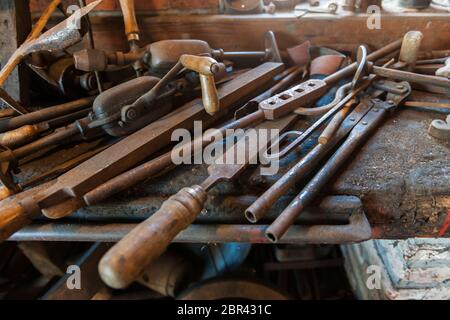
<box><xmin>180</xmin><ymin>55</ymin><xmax>221</xmax><ymax>115</ymax></box>
<box><xmin>119</xmin><ymin>0</ymin><xmax>140</xmax><ymax>42</ymax></box>
<box><xmin>98</xmin><ymin>185</ymin><xmax>207</xmax><ymax>289</ymax></box>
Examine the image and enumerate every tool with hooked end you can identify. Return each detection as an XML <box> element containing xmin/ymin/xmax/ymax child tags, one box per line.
<box><xmin>264</xmin><ymin>80</ymin><xmax>412</xmax><ymax>242</ymax></box>
<box><xmin>0</xmin><ymin>62</ymin><xmax>283</xmax><ymax>241</ymax></box>
<box><xmin>98</xmin><ymin>114</ymin><xmax>298</xmax><ymax>289</ymax></box>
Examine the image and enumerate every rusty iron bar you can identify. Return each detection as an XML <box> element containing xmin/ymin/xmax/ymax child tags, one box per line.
<box><xmin>372</xmin><ymin>65</ymin><xmax>450</xmax><ymax>89</ymax></box>
<box><xmin>8</xmin><ymin>208</ymin><xmax>370</xmax><ymax>244</ymax></box>
<box><xmin>0</xmin><ymin>96</ymin><xmax>96</xmax><ymax>133</ymax></box>
<box><xmin>0</xmin><ymin>63</ymin><xmax>283</xmax><ymax>242</ymax></box>
<box><xmin>84</xmin><ymin>66</ymin><xmax>303</xmax><ymax>205</ymax></box>
<box><xmin>245</xmin><ymin>96</ymin><xmax>377</xmax><ymax>223</ymax></box>
<box><xmin>265</xmin><ymin>99</ymin><xmax>400</xmax><ymax>242</ymax></box>
<box><xmin>98</xmin><ymin>115</ymin><xmax>298</xmax><ymax>289</ymax></box>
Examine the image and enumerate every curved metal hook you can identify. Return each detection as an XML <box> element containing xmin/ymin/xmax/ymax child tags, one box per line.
<box><xmin>351</xmin><ymin>45</ymin><xmax>368</xmax><ymax>89</ymax></box>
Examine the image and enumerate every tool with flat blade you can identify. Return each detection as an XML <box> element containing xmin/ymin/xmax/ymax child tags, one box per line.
<box><xmin>0</xmin><ymin>62</ymin><xmax>283</xmax><ymax>241</ymax></box>
<box><xmin>98</xmin><ymin>114</ymin><xmax>298</xmax><ymax>289</ymax></box>
<box><xmin>0</xmin><ymin>0</ymin><xmax>102</xmax><ymax>110</ymax></box>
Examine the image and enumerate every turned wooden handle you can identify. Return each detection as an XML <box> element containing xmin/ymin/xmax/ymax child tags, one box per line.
<box><xmin>99</xmin><ymin>185</ymin><xmax>206</xmax><ymax>289</ymax></box>
<box><xmin>180</xmin><ymin>55</ymin><xmax>220</xmax><ymax>115</ymax></box>
<box><xmin>0</xmin><ymin>124</ymin><xmax>47</xmax><ymax>149</ymax></box>
<box><xmin>119</xmin><ymin>0</ymin><xmax>140</xmax><ymax>41</ymax></box>
<box><xmin>0</xmin><ymin>203</ymin><xmax>30</xmax><ymax>242</ymax></box>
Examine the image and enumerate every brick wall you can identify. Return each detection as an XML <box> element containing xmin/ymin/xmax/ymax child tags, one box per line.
<box><xmin>30</xmin><ymin>0</ymin><xmax>220</xmax><ymax>12</ymax></box>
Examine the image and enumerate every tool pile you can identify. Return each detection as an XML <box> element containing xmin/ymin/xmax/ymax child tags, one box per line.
<box><xmin>0</xmin><ymin>0</ymin><xmax>449</xmax><ymax>292</ymax></box>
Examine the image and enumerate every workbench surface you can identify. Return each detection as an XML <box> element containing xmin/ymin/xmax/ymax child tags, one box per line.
<box><xmin>13</xmin><ymin>101</ymin><xmax>450</xmax><ymax>242</ymax></box>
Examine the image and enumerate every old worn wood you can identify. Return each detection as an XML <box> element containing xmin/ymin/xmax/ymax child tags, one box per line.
<box><xmin>119</xmin><ymin>0</ymin><xmax>140</xmax><ymax>41</ymax></box>
<box><xmin>0</xmin><ymin>0</ymin><xmax>31</xmax><ymax>106</ymax></box>
<box><xmin>82</xmin><ymin>13</ymin><xmax>450</xmax><ymax>53</ymax></box>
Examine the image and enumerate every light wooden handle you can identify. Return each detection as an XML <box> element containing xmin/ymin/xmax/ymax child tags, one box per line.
<box><xmin>180</xmin><ymin>55</ymin><xmax>220</xmax><ymax>115</ymax></box>
<box><xmin>0</xmin><ymin>203</ymin><xmax>30</xmax><ymax>242</ymax></box>
<box><xmin>99</xmin><ymin>185</ymin><xmax>206</xmax><ymax>289</ymax></box>
<box><xmin>119</xmin><ymin>0</ymin><xmax>140</xmax><ymax>41</ymax></box>
<box><xmin>0</xmin><ymin>124</ymin><xmax>46</xmax><ymax>149</ymax></box>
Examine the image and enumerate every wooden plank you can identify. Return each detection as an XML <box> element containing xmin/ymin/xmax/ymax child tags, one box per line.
<box><xmin>85</xmin><ymin>13</ymin><xmax>450</xmax><ymax>53</ymax></box>
<box><xmin>0</xmin><ymin>0</ymin><xmax>31</xmax><ymax>107</ymax></box>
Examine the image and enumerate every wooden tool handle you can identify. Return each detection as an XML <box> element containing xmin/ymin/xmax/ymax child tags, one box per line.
<box><xmin>0</xmin><ymin>203</ymin><xmax>30</xmax><ymax>242</ymax></box>
<box><xmin>119</xmin><ymin>0</ymin><xmax>140</xmax><ymax>41</ymax></box>
<box><xmin>0</xmin><ymin>124</ymin><xmax>46</xmax><ymax>149</ymax></box>
<box><xmin>318</xmin><ymin>100</ymin><xmax>354</xmax><ymax>145</ymax></box>
<box><xmin>180</xmin><ymin>55</ymin><xmax>220</xmax><ymax>115</ymax></box>
<box><xmin>99</xmin><ymin>185</ymin><xmax>207</xmax><ymax>289</ymax></box>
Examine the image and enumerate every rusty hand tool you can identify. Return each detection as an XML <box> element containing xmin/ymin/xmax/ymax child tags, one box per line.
<box><xmin>264</xmin><ymin>81</ymin><xmax>412</xmax><ymax>242</ymax></box>
<box><xmin>0</xmin><ymin>0</ymin><xmax>61</xmax><ymax>114</ymax></box>
<box><xmin>77</xmin><ymin>0</ymin><xmax>103</xmax><ymax>93</ymax></box>
<box><xmin>0</xmin><ymin>1</ymin><xmax>102</xmax><ymax>113</ymax></box>
<box><xmin>98</xmin><ymin>114</ymin><xmax>298</xmax><ymax>289</ymax></box>
<box><xmin>0</xmin><ymin>63</ymin><xmax>282</xmax><ymax>241</ymax></box>
<box><xmin>245</xmin><ymin>89</ymin><xmax>386</xmax><ymax>224</ymax></box>
<box><xmin>0</xmin><ymin>96</ymin><xmax>96</xmax><ymax>133</ymax></box>
<box><xmin>82</xmin><ymin>66</ymin><xmax>304</xmax><ymax>207</ymax></box>
<box><xmin>0</xmin><ymin>55</ymin><xmax>221</xmax><ymax>163</ymax></box>
<box><xmin>74</xmin><ymin>31</ymin><xmax>282</xmax><ymax>74</ymax></box>
<box><xmin>354</xmin><ymin>44</ymin><xmax>450</xmax><ymax>90</ymax></box>
<box><xmin>0</xmin><ymin>108</ymin><xmax>91</xmax><ymax>149</ymax></box>
<box><xmin>19</xmin><ymin>141</ymin><xmax>111</xmax><ymax>189</ymax></box>
<box><xmin>435</xmin><ymin>58</ymin><xmax>450</xmax><ymax>78</ymax></box>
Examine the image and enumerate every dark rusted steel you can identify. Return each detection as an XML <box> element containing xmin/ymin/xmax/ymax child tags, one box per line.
<box><xmin>98</xmin><ymin>115</ymin><xmax>297</xmax><ymax>289</ymax></box>
<box><xmin>265</xmin><ymin>83</ymin><xmax>411</xmax><ymax>242</ymax></box>
<box><xmin>0</xmin><ymin>96</ymin><xmax>95</xmax><ymax>133</ymax></box>
<box><xmin>245</xmin><ymin>96</ymin><xmax>377</xmax><ymax>224</ymax></box>
<box><xmin>0</xmin><ymin>108</ymin><xmax>90</xmax><ymax>149</ymax></box>
<box><xmin>0</xmin><ymin>63</ymin><xmax>283</xmax><ymax>241</ymax></box>
<box><xmin>8</xmin><ymin>208</ymin><xmax>371</xmax><ymax>244</ymax></box>
<box><xmin>83</xmin><ymin>66</ymin><xmax>302</xmax><ymax>205</ymax></box>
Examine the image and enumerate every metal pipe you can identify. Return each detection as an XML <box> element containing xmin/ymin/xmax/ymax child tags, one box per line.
<box><xmin>0</xmin><ymin>96</ymin><xmax>95</xmax><ymax>133</ymax></box>
<box><xmin>83</xmin><ymin>67</ymin><xmax>302</xmax><ymax>205</ymax></box>
<box><xmin>373</xmin><ymin>65</ymin><xmax>450</xmax><ymax>88</ymax></box>
<box><xmin>0</xmin><ymin>123</ymin><xmax>82</xmax><ymax>162</ymax></box>
<box><xmin>83</xmin><ymin>110</ymin><xmax>264</xmax><ymax>206</ymax></box>
<box><xmin>8</xmin><ymin>210</ymin><xmax>370</xmax><ymax>244</ymax></box>
<box><xmin>265</xmin><ymin>106</ymin><xmax>389</xmax><ymax>242</ymax></box>
<box><xmin>323</xmin><ymin>39</ymin><xmax>402</xmax><ymax>86</ymax></box>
